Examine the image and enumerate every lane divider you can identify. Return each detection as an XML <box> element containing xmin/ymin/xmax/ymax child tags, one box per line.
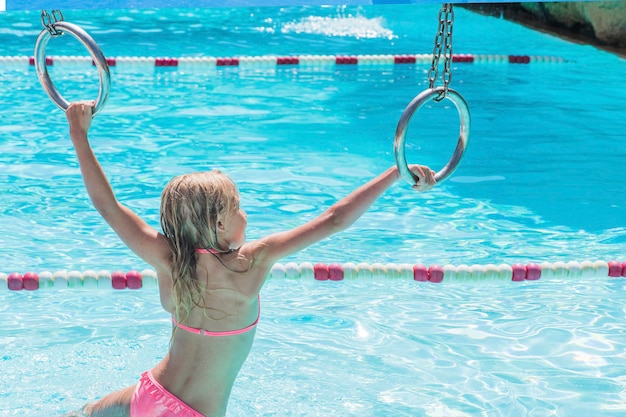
<box><xmin>0</xmin><ymin>53</ymin><xmax>566</xmax><ymax>70</ymax></box>
<box><xmin>2</xmin><ymin>260</ymin><xmax>624</xmax><ymax>290</ymax></box>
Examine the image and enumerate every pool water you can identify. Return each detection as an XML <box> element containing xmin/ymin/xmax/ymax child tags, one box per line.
<box><xmin>0</xmin><ymin>4</ymin><xmax>625</xmax><ymax>417</ymax></box>
<box><xmin>4</xmin><ymin>279</ymin><xmax>626</xmax><ymax>416</ymax></box>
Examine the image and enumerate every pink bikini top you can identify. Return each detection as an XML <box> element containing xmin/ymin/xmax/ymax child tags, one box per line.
<box><xmin>170</xmin><ymin>248</ymin><xmax>260</xmax><ymax>337</ymax></box>
<box><xmin>171</xmin><ymin>296</ymin><xmax>260</xmax><ymax>337</ymax></box>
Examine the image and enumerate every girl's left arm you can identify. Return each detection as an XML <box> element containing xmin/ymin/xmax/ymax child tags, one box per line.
<box><xmin>252</xmin><ymin>164</ymin><xmax>434</xmax><ymax>270</ymax></box>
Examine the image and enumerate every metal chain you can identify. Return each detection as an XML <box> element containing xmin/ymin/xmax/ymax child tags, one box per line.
<box><xmin>40</xmin><ymin>9</ymin><xmax>64</xmax><ymax>37</ymax></box>
<box><xmin>427</xmin><ymin>4</ymin><xmax>454</xmax><ymax>100</ymax></box>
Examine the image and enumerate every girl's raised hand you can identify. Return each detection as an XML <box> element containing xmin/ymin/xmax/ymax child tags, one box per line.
<box><xmin>409</xmin><ymin>164</ymin><xmax>436</xmax><ymax>192</ymax></box>
<box><xmin>66</xmin><ymin>101</ymin><xmax>95</xmax><ymax>137</ymax></box>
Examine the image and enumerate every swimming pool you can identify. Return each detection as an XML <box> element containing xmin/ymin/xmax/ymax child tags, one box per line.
<box><xmin>1</xmin><ymin>4</ymin><xmax>625</xmax><ymax>416</ymax></box>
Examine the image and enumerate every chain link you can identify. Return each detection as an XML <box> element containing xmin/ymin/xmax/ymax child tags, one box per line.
<box><xmin>40</xmin><ymin>9</ymin><xmax>64</xmax><ymax>37</ymax></box>
<box><xmin>427</xmin><ymin>4</ymin><xmax>454</xmax><ymax>100</ymax></box>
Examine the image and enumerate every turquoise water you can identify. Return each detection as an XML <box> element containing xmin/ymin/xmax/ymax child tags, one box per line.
<box><xmin>1</xmin><ymin>6</ymin><xmax>625</xmax><ymax>271</ymax></box>
<box><xmin>4</xmin><ymin>279</ymin><xmax>626</xmax><ymax>416</ymax></box>
<box><xmin>1</xmin><ymin>5</ymin><xmax>625</xmax><ymax>416</ymax></box>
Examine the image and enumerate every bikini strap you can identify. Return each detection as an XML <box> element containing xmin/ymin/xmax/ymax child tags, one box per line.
<box><xmin>195</xmin><ymin>247</ymin><xmax>235</xmax><ymax>255</ymax></box>
<box><xmin>172</xmin><ymin>295</ymin><xmax>260</xmax><ymax>337</ymax></box>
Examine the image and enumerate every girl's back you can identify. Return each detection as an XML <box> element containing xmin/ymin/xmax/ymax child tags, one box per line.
<box><xmin>155</xmin><ymin>247</ymin><xmax>265</xmax><ymax>416</ymax></box>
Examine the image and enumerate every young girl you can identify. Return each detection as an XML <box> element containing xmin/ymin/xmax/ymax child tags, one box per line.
<box><xmin>65</xmin><ymin>101</ymin><xmax>436</xmax><ymax>417</ymax></box>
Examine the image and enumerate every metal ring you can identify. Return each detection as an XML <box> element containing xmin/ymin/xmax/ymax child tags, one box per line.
<box><xmin>394</xmin><ymin>86</ymin><xmax>470</xmax><ymax>186</ymax></box>
<box><xmin>34</xmin><ymin>21</ymin><xmax>110</xmax><ymax>115</ymax></box>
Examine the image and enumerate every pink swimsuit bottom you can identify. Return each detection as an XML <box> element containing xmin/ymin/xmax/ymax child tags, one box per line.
<box><xmin>130</xmin><ymin>371</ymin><xmax>204</xmax><ymax>417</ymax></box>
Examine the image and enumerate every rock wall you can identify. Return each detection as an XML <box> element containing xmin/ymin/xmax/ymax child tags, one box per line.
<box><xmin>462</xmin><ymin>2</ymin><xmax>626</xmax><ymax>56</ymax></box>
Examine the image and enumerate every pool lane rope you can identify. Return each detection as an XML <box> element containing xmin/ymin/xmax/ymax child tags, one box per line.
<box><xmin>2</xmin><ymin>261</ymin><xmax>625</xmax><ymax>290</ymax></box>
<box><xmin>2</xmin><ymin>53</ymin><xmax>562</xmax><ymax>69</ymax></box>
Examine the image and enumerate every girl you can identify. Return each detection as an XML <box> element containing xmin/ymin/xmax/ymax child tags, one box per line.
<box><xmin>65</xmin><ymin>101</ymin><xmax>435</xmax><ymax>417</ymax></box>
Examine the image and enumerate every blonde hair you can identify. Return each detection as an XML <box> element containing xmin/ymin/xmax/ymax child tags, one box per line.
<box><xmin>159</xmin><ymin>170</ymin><xmax>240</xmax><ymax>323</ymax></box>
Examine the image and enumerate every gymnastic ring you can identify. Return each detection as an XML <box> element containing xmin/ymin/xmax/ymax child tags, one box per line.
<box><xmin>394</xmin><ymin>86</ymin><xmax>470</xmax><ymax>186</ymax></box>
<box><xmin>34</xmin><ymin>21</ymin><xmax>110</xmax><ymax>115</ymax></box>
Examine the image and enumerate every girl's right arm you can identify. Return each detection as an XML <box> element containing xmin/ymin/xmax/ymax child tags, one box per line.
<box><xmin>66</xmin><ymin>102</ymin><xmax>171</xmax><ymax>271</ymax></box>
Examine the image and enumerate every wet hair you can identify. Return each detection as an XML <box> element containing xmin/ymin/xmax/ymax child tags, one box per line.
<box><xmin>159</xmin><ymin>170</ymin><xmax>240</xmax><ymax>323</ymax></box>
